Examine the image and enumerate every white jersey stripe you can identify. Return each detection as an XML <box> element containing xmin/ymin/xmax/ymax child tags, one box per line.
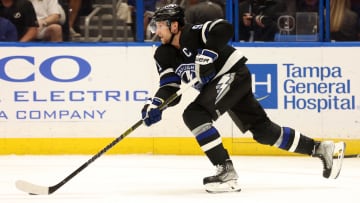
<box><xmin>201</xmin><ymin>137</ymin><xmax>222</xmax><ymax>152</ymax></box>
<box><xmin>209</xmin><ymin>19</ymin><xmax>224</xmax><ymax>30</ymax></box>
<box><xmin>273</xmin><ymin>127</ymin><xmax>283</xmax><ymax>148</ymax></box>
<box><xmin>201</xmin><ymin>21</ymin><xmax>211</xmax><ymax>44</ymax></box>
<box><xmin>213</xmin><ymin>50</ymin><xmax>245</xmax><ymax>80</ymax></box>
<box><xmin>289</xmin><ymin>131</ymin><xmax>301</xmax><ymax>152</ymax></box>
<box><xmin>159</xmin><ymin>68</ymin><xmax>174</xmax><ymax>77</ymax></box>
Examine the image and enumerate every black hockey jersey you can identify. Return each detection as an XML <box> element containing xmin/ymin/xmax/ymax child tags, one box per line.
<box><xmin>153</xmin><ymin>19</ymin><xmax>246</xmax><ymax>105</ymax></box>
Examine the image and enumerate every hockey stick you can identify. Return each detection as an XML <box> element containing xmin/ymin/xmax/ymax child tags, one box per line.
<box><xmin>15</xmin><ymin>79</ymin><xmax>198</xmax><ymax>195</ymax></box>
<box><xmin>343</xmin><ymin>154</ymin><xmax>360</xmax><ymax>158</ymax></box>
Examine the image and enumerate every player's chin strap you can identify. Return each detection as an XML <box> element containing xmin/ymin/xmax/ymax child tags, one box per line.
<box><xmin>169</xmin><ymin>33</ymin><xmax>175</xmax><ymax>45</ymax></box>
<box><xmin>167</xmin><ymin>20</ymin><xmax>181</xmax><ymax>46</ymax></box>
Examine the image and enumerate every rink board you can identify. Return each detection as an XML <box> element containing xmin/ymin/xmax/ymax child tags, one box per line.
<box><xmin>0</xmin><ymin>43</ymin><xmax>359</xmax><ymax>155</ymax></box>
<box><xmin>1</xmin><ymin>137</ymin><xmax>359</xmax><ymax>156</ymax></box>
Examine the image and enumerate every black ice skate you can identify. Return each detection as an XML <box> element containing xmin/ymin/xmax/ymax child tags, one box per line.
<box><xmin>203</xmin><ymin>159</ymin><xmax>241</xmax><ymax>193</ymax></box>
<box><xmin>313</xmin><ymin>141</ymin><xmax>346</xmax><ymax>179</ymax></box>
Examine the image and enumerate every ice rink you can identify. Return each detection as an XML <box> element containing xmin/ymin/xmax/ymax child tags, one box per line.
<box><xmin>1</xmin><ymin>155</ymin><xmax>359</xmax><ymax>203</ymax></box>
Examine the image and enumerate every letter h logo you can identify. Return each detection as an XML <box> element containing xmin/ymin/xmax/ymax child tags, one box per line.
<box><xmin>248</xmin><ymin>64</ymin><xmax>278</xmax><ymax>109</ymax></box>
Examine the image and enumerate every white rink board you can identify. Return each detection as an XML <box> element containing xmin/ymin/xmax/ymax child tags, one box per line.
<box><xmin>0</xmin><ymin>45</ymin><xmax>359</xmax><ymax>139</ymax></box>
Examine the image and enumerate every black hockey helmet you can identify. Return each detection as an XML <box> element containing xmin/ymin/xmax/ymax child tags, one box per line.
<box><xmin>152</xmin><ymin>4</ymin><xmax>185</xmax><ymax>26</ymax></box>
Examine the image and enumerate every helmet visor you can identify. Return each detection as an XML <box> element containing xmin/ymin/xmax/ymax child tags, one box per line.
<box><xmin>149</xmin><ymin>19</ymin><xmax>170</xmax><ymax>34</ymax></box>
<box><xmin>149</xmin><ymin>19</ymin><xmax>157</xmax><ymax>34</ymax></box>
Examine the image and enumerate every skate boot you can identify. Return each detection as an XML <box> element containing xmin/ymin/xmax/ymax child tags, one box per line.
<box><xmin>312</xmin><ymin>141</ymin><xmax>346</xmax><ymax>179</ymax></box>
<box><xmin>203</xmin><ymin>159</ymin><xmax>241</xmax><ymax>193</ymax></box>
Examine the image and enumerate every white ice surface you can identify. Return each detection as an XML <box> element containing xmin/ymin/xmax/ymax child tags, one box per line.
<box><xmin>1</xmin><ymin>155</ymin><xmax>359</xmax><ymax>203</ymax></box>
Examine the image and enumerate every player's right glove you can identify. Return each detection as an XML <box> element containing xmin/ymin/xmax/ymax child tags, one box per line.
<box><xmin>141</xmin><ymin>97</ymin><xmax>163</xmax><ymax>126</ymax></box>
<box><xmin>195</xmin><ymin>49</ymin><xmax>218</xmax><ymax>85</ymax></box>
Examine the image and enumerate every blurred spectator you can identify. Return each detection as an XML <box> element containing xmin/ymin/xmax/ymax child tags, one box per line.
<box><xmin>330</xmin><ymin>0</ymin><xmax>358</xmax><ymax>41</ymax></box>
<box><xmin>239</xmin><ymin>0</ymin><xmax>287</xmax><ymax>41</ymax></box>
<box><xmin>283</xmin><ymin>0</ymin><xmax>296</xmax><ymax>14</ymax></box>
<box><xmin>68</xmin><ymin>0</ymin><xmax>81</xmax><ymax>37</ymax></box>
<box><xmin>128</xmin><ymin>0</ymin><xmax>158</xmax><ymax>40</ymax></box>
<box><xmin>351</xmin><ymin>0</ymin><xmax>360</xmax><ymax>11</ymax></box>
<box><xmin>351</xmin><ymin>0</ymin><xmax>360</xmax><ymax>40</ymax></box>
<box><xmin>57</xmin><ymin>2</ymin><xmax>65</xmax><ymax>25</ymax></box>
<box><xmin>116</xmin><ymin>0</ymin><xmax>132</xmax><ymax>23</ymax></box>
<box><xmin>296</xmin><ymin>0</ymin><xmax>319</xmax><ymax>12</ymax></box>
<box><xmin>351</xmin><ymin>0</ymin><xmax>360</xmax><ymax>15</ymax></box>
<box><xmin>291</xmin><ymin>0</ymin><xmax>320</xmax><ymax>42</ymax></box>
<box><xmin>185</xmin><ymin>0</ymin><xmax>224</xmax><ymax>24</ymax></box>
<box><xmin>0</xmin><ymin>0</ymin><xmax>38</xmax><ymax>42</ymax></box>
<box><xmin>57</xmin><ymin>0</ymin><xmax>68</xmax><ymax>41</ymax></box>
<box><xmin>0</xmin><ymin>16</ymin><xmax>17</xmax><ymax>41</ymax></box>
<box><xmin>30</xmin><ymin>0</ymin><xmax>63</xmax><ymax>42</ymax></box>
<box><xmin>209</xmin><ymin>0</ymin><xmax>225</xmax><ymax>15</ymax></box>
<box><xmin>65</xmin><ymin>0</ymin><xmax>93</xmax><ymax>40</ymax></box>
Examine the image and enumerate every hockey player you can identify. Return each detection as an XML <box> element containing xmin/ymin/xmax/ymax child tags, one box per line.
<box><xmin>141</xmin><ymin>4</ymin><xmax>346</xmax><ymax>193</ymax></box>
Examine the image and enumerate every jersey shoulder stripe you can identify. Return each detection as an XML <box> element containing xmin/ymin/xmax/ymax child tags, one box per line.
<box><xmin>201</xmin><ymin>19</ymin><xmax>227</xmax><ymax>44</ymax></box>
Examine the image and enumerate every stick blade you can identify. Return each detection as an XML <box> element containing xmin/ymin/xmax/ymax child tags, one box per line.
<box><xmin>15</xmin><ymin>180</ymin><xmax>50</xmax><ymax>195</ymax></box>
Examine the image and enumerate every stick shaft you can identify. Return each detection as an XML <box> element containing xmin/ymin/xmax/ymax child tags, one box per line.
<box><xmin>343</xmin><ymin>154</ymin><xmax>360</xmax><ymax>158</ymax></box>
<box><xmin>47</xmin><ymin>79</ymin><xmax>198</xmax><ymax>194</ymax></box>
<box><xmin>49</xmin><ymin>120</ymin><xmax>143</xmax><ymax>194</ymax></box>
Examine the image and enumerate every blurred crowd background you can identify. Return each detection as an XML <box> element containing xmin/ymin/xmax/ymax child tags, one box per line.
<box><xmin>1</xmin><ymin>0</ymin><xmax>359</xmax><ymax>42</ymax></box>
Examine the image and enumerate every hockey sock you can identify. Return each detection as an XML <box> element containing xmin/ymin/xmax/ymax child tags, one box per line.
<box><xmin>193</xmin><ymin>124</ymin><xmax>230</xmax><ymax>165</ymax></box>
<box><xmin>273</xmin><ymin>127</ymin><xmax>315</xmax><ymax>155</ymax></box>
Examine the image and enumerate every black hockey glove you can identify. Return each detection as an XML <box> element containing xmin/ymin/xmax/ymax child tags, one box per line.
<box><xmin>141</xmin><ymin>97</ymin><xmax>163</xmax><ymax>126</ymax></box>
<box><xmin>195</xmin><ymin>49</ymin><xmax>218</xmax><ymax>85</ymax></box>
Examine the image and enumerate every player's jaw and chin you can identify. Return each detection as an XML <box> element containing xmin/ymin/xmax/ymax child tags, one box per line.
<box><xmin>154</xmin><ymin>21</ymin><xmax>173</xmax><ymax>44</ymax></box>
<box><xmin>157</xmin><ymin>30</ymin><xmax>171</xmax><ymax>44</ymax></box>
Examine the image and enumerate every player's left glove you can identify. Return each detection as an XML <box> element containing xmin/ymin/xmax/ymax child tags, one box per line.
<box><xmin>195</xmin><ymin>49</ymin><xmax>218</xmax><ymax>85</ymax></box>
<box><xmin>141</xmin><ymin>97</ymin><xmax>163</xmax><ymax>126</ymax></box>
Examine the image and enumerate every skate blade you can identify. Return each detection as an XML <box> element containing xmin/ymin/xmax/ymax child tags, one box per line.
<box><xmin>204</xmin><ymin>180</ymin><xmax>241</xmax><ymax>193</ymax></box>
<box><xmin>330</xmin><ymin>142</ymin><xmax>346</xmax><ymax>179</ymax></box>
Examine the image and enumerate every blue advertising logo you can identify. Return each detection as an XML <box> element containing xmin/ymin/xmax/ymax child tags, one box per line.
<box><xmin>247</xmin><ymin>64</ymin><xmax>278</xmax><ymax>109</ymax></box>
<box><xmin>0</xmin><ymin>55</ymin><xmax>91</xmax><ymax>82</ymax></box>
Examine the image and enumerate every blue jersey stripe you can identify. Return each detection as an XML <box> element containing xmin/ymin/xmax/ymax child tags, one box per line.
<box><xmin>279</xmin><ymin>127</ymin><xmax>291</xmax><ymax>149</ymax></box>
<box><xmin>160</xmin><ymin>76</ymin><xmax>181</xmax><ymax>86</ymax></box>
<box><xmin>196</xmin><ymin>127</ymin><xmax>217</xmax><ymax>142</ymax></box>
